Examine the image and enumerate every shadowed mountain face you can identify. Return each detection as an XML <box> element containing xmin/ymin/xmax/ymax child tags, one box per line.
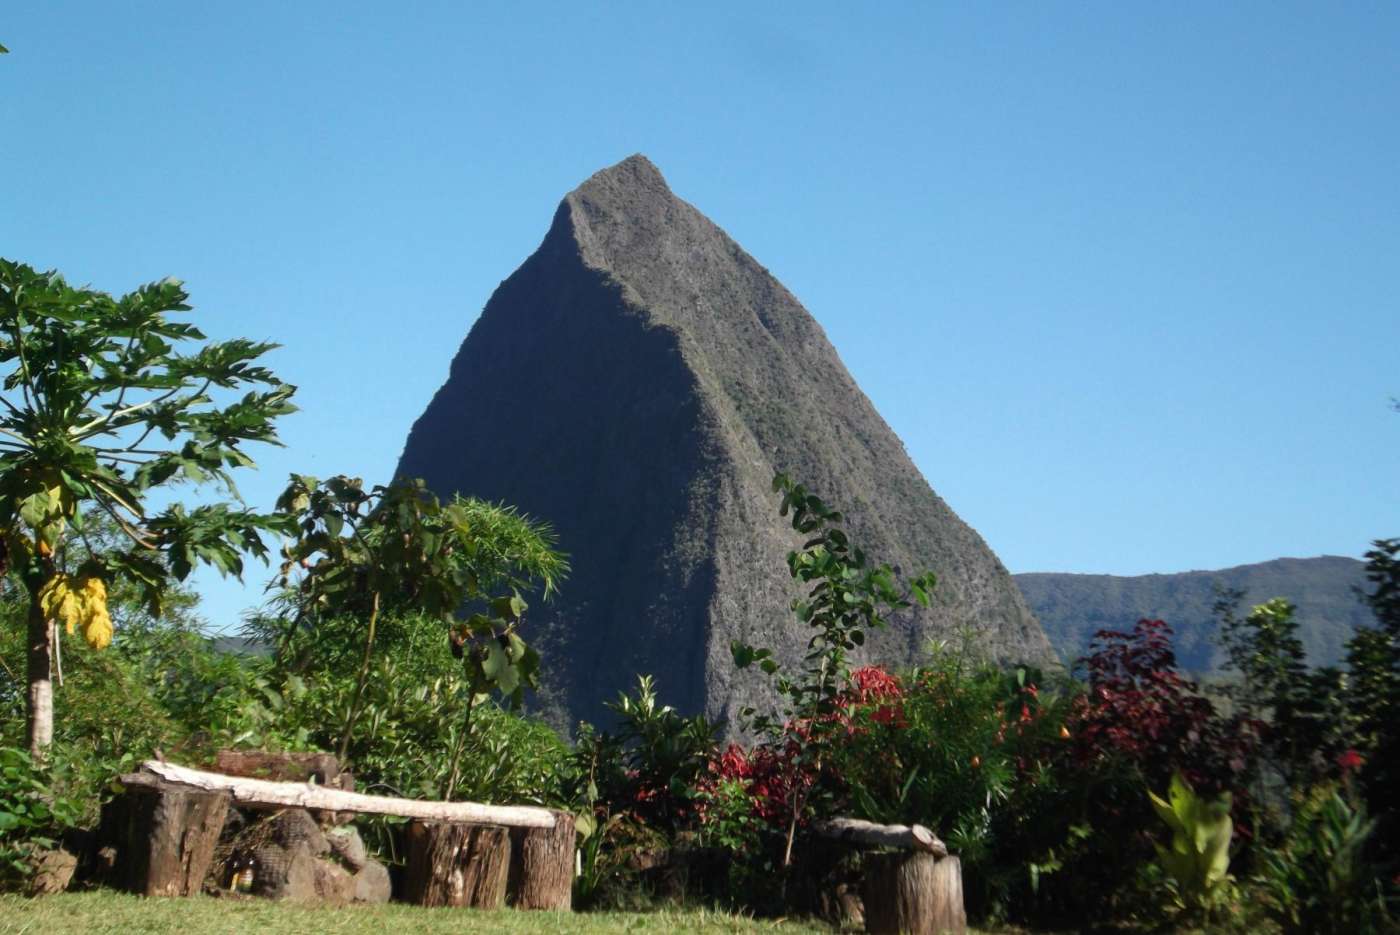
<box><xmin>1017</xmin><ymin>555</ymin><xmax>1372</xmax><ymax>674</ymax></box>
<box><xmin>396</xmin><ymin>155</ymin><xmax>1053</xmax><ymax>731</ymax></box>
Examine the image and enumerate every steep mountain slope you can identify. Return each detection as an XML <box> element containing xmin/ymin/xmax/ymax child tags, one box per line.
<box><xmin>396</xmin><ymin>155</ymin><xmax>1053</xmax><ymax>730</ymax></box>
<box><xmin>1016</xmin><ymin>555</ymin><xmax>1371</xmax><ymax>672</ymax></box>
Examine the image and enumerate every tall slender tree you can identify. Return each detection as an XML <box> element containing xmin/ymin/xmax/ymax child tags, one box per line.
<box><xmin>0</xmin><ymin>259</ymin><xmax>295</xmax><ymax>758</ymax></box>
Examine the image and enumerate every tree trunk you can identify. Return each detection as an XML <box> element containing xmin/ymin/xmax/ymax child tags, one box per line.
<box><xmin>403</xmin><ymin>821</ymin><xmax>512</xmax><ymax>908</ymax></box>
<box><xmin>114</xmin><ymin>774</ymin><xmax>230</xmax><ymax>897</ymax></box>
<box><xmin>26</xmin><ymin>596</ymin><xmax>53</xmax><ymax>760</ymax></box>
<box><xmin>506</xmin><ymin>809</ymin><xmax>575</xmax><ymax>910</ymax></box>
<box><xmin>863</xmin><ymin>853</ymin><xmax>966</xmax><ymax>935</ymax></box>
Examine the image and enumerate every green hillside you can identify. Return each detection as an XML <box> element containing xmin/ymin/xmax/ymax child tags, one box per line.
<box><xmin>1016</xmin><ymin>555</ymin><xmax>1371</xmax><ymax>673</ymax></box>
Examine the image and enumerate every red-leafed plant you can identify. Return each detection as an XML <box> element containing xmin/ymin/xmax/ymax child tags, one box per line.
<box><xmin>1072</xmin><ymin>618</ymin><xmax>1260</xmax><ymax>797</ymax></box>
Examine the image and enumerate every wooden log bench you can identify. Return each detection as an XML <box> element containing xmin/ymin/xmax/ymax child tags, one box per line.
<box><xmin>107</xmin><ymin>759</ymin><xmax>574</xmax><ymax>910</ymax></box>
<box><xmin>813</xmin><ymin>817</ymin><xmax>966</xmax><ymax>935</ymax></box>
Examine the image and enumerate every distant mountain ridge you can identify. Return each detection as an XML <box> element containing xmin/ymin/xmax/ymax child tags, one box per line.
<box><xmin>1016</xmin><ymin>555</ymin><xmax>1371</xmax><ymax>673</ymax></box>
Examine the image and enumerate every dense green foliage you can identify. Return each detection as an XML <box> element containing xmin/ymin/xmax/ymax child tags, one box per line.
<box><xmin>0</xmin><ymin>746</ymin><xmax>83</xmax><ymax>887</ymax></box>
<box><xmin>1258</xmin><ymin>785</ymin><xmax>1391</xmax><ymax>934</ymax></box>
<box><xmin>567</xmin><ymin>483</ymin><xmax>1399</xmax><ymax>932</ymax></box>
<box><xmin>0</xmin><ymin>259</ymin><xmax>294</xmax><ymax>756</ymax></box>
<box><xmin>264</xmin><ymin>473</ymin><xmax>565</xmax><ymax>766</ymax></box>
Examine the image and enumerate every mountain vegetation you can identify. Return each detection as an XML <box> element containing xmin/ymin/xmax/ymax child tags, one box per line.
<box><xmin>1017</xmin><ymin>556</ymin><xmax>1371</xmax><ymax>673</ymax></box>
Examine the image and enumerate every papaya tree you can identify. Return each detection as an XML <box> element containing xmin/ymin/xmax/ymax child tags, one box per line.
<box><xmin>271</xmin><ymin>474</ymin><xmax>566</xmax><ymax>778</ymax></box>
<box><xmin>0</xmin><ymin>259</ymin><xmax>296</xmax><ymax>758</ymax></box>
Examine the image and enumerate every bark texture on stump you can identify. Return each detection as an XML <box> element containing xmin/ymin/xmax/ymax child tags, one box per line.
<box><xmin>863</xmin><ymin>853</ymin><xmax>966</xmax><ymax>935</ymax></box>
<box><xmin>506</xmin><ymin>809</ymin><xmax>575</xmax><ymax>910</ymax></box>
<box><xmin>403</xmin><ymin>821</ymin><xmax>512</xmax><ymax>908</ymax></box>
<box><xmin>115</xmin><ymin>775</ymin><xmax>230</xmax><ymax>897</ymax></box>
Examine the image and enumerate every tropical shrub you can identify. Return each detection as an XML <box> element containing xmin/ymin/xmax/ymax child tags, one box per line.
<box><xmin>1218</xmin><ymin>594</ymin><xmax>1355</xmax><ymax>791</ymax></box>
<box><xmin>1072</xmin><ymin>618</ymin><xmax>1260</xmax><ymax>798</ymax></box>
<box><xmin>1346</xmin><ymin>538</ymin><xmax>1400</xmax><ymax>860</ymax></box>
<box><xmin>265</xmin><ymin>475</ymin><xmax>566</xmax><ymax>766</ymax></box>
<box><xmin>1148</xmin><ymin>771</ymin><xmax>1236</xmax><ymax>921</ymax></box>
<box><xmin>0</xmin><ymin>746</ymin><xmax>83</xmax><ymax>887</ymax></box>
<box><xmin>600</xmin><ymin>675</ymin><xmax>718</xmax><ymax>829</ymax></box>
<box><xmin>244</xmin><ymin>608</ymin><xmax>568</xmax><ymax>806</ymax></box>
<box><xmin>1257</xmin><ymin>784</ymin><xmax>1396</xmax><ymax>935</ymax></box>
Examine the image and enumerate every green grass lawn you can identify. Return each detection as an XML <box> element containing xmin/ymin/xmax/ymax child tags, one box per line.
<box><xmin>0</xmin><ymin>891</ymin><xmax>844</xmax><ymax>935</ymax></box>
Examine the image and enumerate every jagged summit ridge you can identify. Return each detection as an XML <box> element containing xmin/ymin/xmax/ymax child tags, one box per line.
<box><xmin>397</xmin><ymin>155</ymin><xmax>1054</xmax><ymax>730</ymax></box>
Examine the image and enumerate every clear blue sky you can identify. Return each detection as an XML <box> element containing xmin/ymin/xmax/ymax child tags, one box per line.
<box><xmin>4</xmin><ymin>3</ymin><xmax>1397</xmax><ymax>632</ymax></box>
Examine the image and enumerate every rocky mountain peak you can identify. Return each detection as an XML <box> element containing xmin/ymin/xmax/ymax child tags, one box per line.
<box><xmin>397</xmin><ymin>157</ymin><xmax>1054</xmax><ymax>731</ymax></box>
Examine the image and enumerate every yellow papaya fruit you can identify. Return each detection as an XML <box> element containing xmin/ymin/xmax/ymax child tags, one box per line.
<box><xmin>76</xmin><ymin>575</ymin><xmax>112</xmax><ymax>650</ymax></box>
<box><xmin>82</xmin><ymin>605</ymin><xmax>113</xmax><ymax>650</ymax></box>
<box><xmin>38</xmin><ymin>575</ymin><xmax>83</xmax><ymax>635</ymax></box>
<box><xmin>78</xmin><ymin>575</ymin><xmax>106</xmax><ymax>605</ymax></box>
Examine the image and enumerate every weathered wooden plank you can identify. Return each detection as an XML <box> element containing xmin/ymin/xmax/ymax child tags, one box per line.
<box><xmin>136</xmin><ymin>761</ymin><xmax>556</xmax><ymax>828</ymax></box>
<box><xmin>812</xmin><ymin>817</ymin><xmax>948</xmax><ymax>857</ymax></box>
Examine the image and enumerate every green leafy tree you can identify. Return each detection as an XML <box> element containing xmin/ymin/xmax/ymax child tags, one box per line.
<box><xmin>269</xmin><ymin>474</ymin><xmax>565</xmax><ymax>782</ymax></box>
<box><xmin>0</xmin><ymin>260</ymin><xmax>295</xmax><ymax>758</ymax></box>
<box><xmin>1217</xmin><ymin>595</ymin><xmax>1351</xmax><ymax>787</ymax></box>
<box><xmin>1345</xmin><ymin>538</ymin><xmax>1400</xmax><ymax>854</ymax></box>
<box><xmin>731</xmin><ymin>473</ymin><xmax>935</xmax><ymax>866</ymax></box>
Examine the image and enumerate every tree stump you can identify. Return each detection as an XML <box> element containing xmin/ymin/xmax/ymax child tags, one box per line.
<box><xmin>506</xmin><ymin>808</ymin><xmax>575</xmax><ymax>910</ymax></box>
<box><xmin>114</xmin><ymin>773</ymin><xmax>230</xmax><ymax>897</ymax></box>
<box><xmin>862</xmin><ymin>852</ymin><xmax>966</xmax><ymax>935</ymax></box>
<box><xmin>403</xmin><ymin>821</ymin><xmax>512</xmax><ymax>908</ymax></box>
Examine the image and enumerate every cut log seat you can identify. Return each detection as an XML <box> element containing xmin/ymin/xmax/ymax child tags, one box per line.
<box><xmin>137</xmin><ymin>760</ymin><xmax>556</xmax><ymax>827</ymax></box>
<box><xmin>813</xmin><ymin>816</ymin><xmax>965</xmax><ymax>935</ymax></box>
<box><xmin>120</xmin><ymin>760</ymin><xmax>574</xmax><ymax>910</ymax></box>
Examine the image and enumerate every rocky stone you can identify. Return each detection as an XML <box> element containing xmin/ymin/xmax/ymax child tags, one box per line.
<box><xmin>396</xmin><ymin>155</ymin><xmax>1055</xmax><ymax>730</ymax></box>
<box><xmin>251</xmin><ymin>840</ymin><xmax>318</xmax><ymax>901</ymax></box>
<box><xmin>353</xmin><ymin>858</ymin><xmax>392</xmax><ymax>904</ymax></box>
<box><xmin>26</xmin><ymin>847</ymin><xmax>78</xmax><ymax>895</ymax></box>
<box><xmin>311</xmin><ymin>857</ymin><xmax>356</xmax><ymax>904</ymax></box>
<box><xmin>266</xmin><ymin>808</ymin><xmax>329</xmax><ymax>857</ymax></box>
<box><xmin>326</xmin><ymin>824</ymin><xmax>368</xmax><ymax>871</ymax></box>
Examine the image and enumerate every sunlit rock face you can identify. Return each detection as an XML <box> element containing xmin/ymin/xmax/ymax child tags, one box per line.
<box><xmin>396</xmin><ymin>155</ymin><xmax>1053</xmax><ymax>732</ymax></box>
